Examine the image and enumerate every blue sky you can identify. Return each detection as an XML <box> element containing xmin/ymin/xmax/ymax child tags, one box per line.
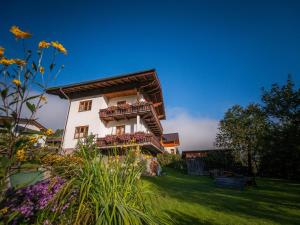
<box><xmin>1</xmin><ymin>0</ymin><xmax>299</xmax><ymax>149</ymax></box>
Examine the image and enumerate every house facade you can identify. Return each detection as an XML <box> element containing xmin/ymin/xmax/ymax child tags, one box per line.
<box><xmin>161</xmin><ymin>133</ymin><xmax>180</xmax><ymax>154</ymax></box>
<box><xmin>46</xmin><ymin>69</ymin><xmax>166</xmax><ymax>154</ymax></box>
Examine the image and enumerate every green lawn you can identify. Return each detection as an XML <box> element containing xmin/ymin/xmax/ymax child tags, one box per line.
<box><xmin>143</xmin><ymin>168</ymin><xmax>300</xmax><ymax>225</ymax></box>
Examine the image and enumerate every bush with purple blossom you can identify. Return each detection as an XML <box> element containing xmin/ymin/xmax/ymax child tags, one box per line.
<box><xmin>0</xmin><ymin>176</ymin><xmax>64</xmax><ymax>224</ymax></box>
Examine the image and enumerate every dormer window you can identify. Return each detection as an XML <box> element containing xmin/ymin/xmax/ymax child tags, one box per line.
<box><xmin>79</xmin><ymin>100</ymin><xmax>92</xmax><ymax>112</ymax></box>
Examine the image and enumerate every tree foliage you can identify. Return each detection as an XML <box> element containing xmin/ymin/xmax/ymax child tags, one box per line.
<box><xmin>216</xmin><ymin>76</ymin><xmax>300</xmax><ymax>179</ymax></box>
<box><xmin>216</xmin><ymin>104</ymin><xmax>267</xmax><ymax>176</ymax></box>
<box><xmin>260</xmin><ymin>76</ymin><xmax>300</xmax><ymax>179</ymax></box>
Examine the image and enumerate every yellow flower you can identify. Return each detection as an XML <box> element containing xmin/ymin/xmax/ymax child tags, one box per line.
<box><xmin>29</xmin><ymin>136</ymin><xmax>38</xmax><ymax>144</ymax></box>
<box><xmin>0</xmin><ymin>57</ymin><xmax>15</xmax><ymax>65</ymax></box>
<box><xmin>0</xmin><ymin>207</ymin><xmax>8</xmax><ymax>214</ymax></box>
<box><xmin>38</xmin><ymin>40</ymin><xmax>51</xmax><ymax>49</ymax></box>
<box><xmin>45</xmin><ymin>128</ymin><xmax>54</xmax><ymax>136</ymax></box>
<box><xmin>51</xmin><ymin>41</ymin><xmax>67</xmax><ymax>55</ymax></box>
<box><xmin>16</xmin><ymin>149</ymin><xmax>26</xmax><ymax>161</ymax></box>
<box><xmin>12</xmin><ymin>79</ymin><xmax>21</xmax><ymax>86</ymax></box>
<box><xmin>13</xmin><ymin>59</ymin><xmax>26</xmax><ymax>66</ymax></box>
<box><xmin>40</xmin><ymin>95</ymin><xmax>47</xmax><ymax>102</ymax></box>
<box><xmin>10</xmin><ymin>26</ymin><xmax>32</xmax><ymax>39</ymax></box>
<box><xmin>0</xmin><ymin>46</ymin><xmax>4</xmax><ymax>57</ymax></box>
<box><xmin>39</xmin><ymin>66</ymin><xmax>45</xmax><ymax>75</ymax></box>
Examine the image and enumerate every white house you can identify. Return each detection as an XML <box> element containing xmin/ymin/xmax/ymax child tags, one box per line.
<box><xmin>161</xmin><ymin>133</ymin><xmax>180</xmax><ymax>154</ymax></box>
<box><xmin>46</xmin><ymin>69</ymin><xmax>166</xmax><ymax>155</ymax></box>
<box><xmin>0</xmin><ymin>116</ymin><xmax>47</xmax><ymax>147</ymax></box>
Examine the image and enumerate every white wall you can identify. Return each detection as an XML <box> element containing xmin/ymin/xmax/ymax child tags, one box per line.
<box><xmin>108</xmin><ymin>95</ymin><xmax>138</xmax><ymax>106</ymax></box>
<box><xmin>106</xmin><ymin>118</ymin><xmax>149</xmax><ymax>134</ymax></box>
<box><xmin>63</xmin><ymin>95</ymin><xmax>108</xmax><ymax>149</ymax></box>
<box><xmin>164</xmin><ymin>146</ymin><xmax>179</xmax><ymax>154</ymax></box>
<box><xmin>63</xmin><ymin>94</ymin><xmax>150</xmax><ymax>150</ymax></box>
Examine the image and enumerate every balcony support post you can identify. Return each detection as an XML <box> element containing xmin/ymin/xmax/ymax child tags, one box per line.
<box><xmin>137</xmin><ymin>114</ymin><xmax>141</xmax><ymax>132</ymax></box>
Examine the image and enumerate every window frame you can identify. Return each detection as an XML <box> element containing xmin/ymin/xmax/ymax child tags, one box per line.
<box><xmin>78</xmin><ymin>100</ymin><xmax>92</xmax><ymax>112</ymax></box>
<box><xmin>74</xmin><ymin>125</ymin><xmax>89</xmax><ymax>139</ymax></box>
<box><xmin>116</xmin><ymin>125</ymin><xmax>125</xmax><ymax>135</ymax></box>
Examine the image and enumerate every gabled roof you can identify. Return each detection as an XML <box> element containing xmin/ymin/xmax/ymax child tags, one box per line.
<box><xmin>0</xmin><ymin>116</ymin><xmax>47</xmax><ymax>131</ymax></box>
<box><xmin>162</xmin><ymin>133</ymin><xmax>180</xmax><ymax>145</ymax></box>
<box><xmin>46</xmin><ymin>69</ymin><xmax>166</xmax><ymax>120</ymax></box>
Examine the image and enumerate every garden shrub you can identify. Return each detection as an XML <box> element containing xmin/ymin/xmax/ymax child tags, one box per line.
<box><xmin>0</xmin><ymin>177</ymin><xmax>64</xmax><ymax>224</ymax></box>
<box><xmin>203</xmin><ymin>150</ymin><xmax>247</xmax><ymax>175</ymax></box>
<box><xmin>157</xmin><ymin>153</ymin><xmax>186</xmax><ymax>172</ymax></box>
<box><xmin>36</xmin><ymin>142</ymin><xmax>168</xmax><ymax>225</ymax></box>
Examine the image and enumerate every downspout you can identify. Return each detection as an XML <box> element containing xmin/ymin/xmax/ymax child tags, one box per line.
<box><xmin>59</xmin><ymin>88</ymin><xmax>71</xmax><ymax>153</ymax></box>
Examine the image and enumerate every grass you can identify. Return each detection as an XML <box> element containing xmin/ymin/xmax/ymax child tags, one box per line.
<box><xmin>143</xmin><ymin>168</ymin><xmax>300</xmax><ymax>225</ymax></box>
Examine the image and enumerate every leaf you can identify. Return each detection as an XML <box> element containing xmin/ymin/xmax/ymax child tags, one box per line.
<box><xmin>9</xmin><ymin>100</ymin><xmax>19</xmax><ymax>106</ymax></box>
<box><xmin>0</xmin><ymin>107</ymin><xmax>7</xmax><ymax>112</ymax></box>
<box><xmin>26</xmin><ymin>102</ymin><xmax>36</xmax><ymax>113</ymax></box>
<box><xmin>32</xmin><ymin>80</ymin><xmax>45</xmax><ymax>89</ymax></box>
<box><xmin>1</xmin><ymin>88</ymin><xmax>8</xmax><ymax>99</ymax></box>
<box><xmin>32</xmin><ymin>61</ymin><xmax>37</xmax><ymax>72</ymax></box>
<box><xmin>10</xmin><ymin>111</ymin><xmax>17</xmax><ymax>120</ymax></box>
<box><xmin>25</xmin><ymin>94</ymin><xmax>41</xmax><ymax>102</ymax></box>
<box><xmin>24</xmin><ymin>70</ymin><xmax>31</xmax><ymax>80</ymax></box>
<box><xmin>50</xmin><ymin>63</ymin><xmax>55</xmax><ymax>71</ymax></box>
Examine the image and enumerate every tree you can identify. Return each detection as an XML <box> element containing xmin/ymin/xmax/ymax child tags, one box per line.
<box><xmin>216</xmin><ymin>104</ymin><xmax>267</xmax><ymax>177</ymax></box>
<box><xmin>52</xmin><ymin>129</ymin><xmax>64</xmax><ymax>137</ymax></box>
<box><xmin>260</xmin><ymin>76</ymin><xmax>300</xmax><ymax>179</ymax></box>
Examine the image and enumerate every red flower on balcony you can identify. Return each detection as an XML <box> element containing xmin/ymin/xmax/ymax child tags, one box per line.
<box><xmin>104</xmin><ymin>135</ymin><xmax>117</xmax><ymax>144</ymax></box>
<box><xmin>105</xmin><ymin>106</ymin><xmax>117</xmax><ymax>114</ymax></box>
<box><xmin>117</xmin><ymin>133</ymin><xmax>132</xmax><ymax>143</ymax></box>
<box><xmin>133</xmin><ymin>132</ymin><xmax>146</xmax><ymax>142</ymax></box>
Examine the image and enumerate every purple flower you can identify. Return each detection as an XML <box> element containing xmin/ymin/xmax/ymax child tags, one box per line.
<box><xmin>0</xmin><ymin>176</ymin><xmax>65</xmax><ymax>223</ymax></box>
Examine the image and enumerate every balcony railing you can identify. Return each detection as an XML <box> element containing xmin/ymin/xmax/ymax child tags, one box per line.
<box><xmin>96</xmin><ymin>132</ymin><xmax>164</xmax><ymax>153</ymax></box>
<box><xmin>99</xmin><ymin>102</ymin><xmax>162</xmax><ymax>136</ymax></box>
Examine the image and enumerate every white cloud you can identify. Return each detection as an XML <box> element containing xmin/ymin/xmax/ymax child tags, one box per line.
<box><xmin>162</xmin><ymin>108</ymin><xmax>219</xmax><ymax>151</ymax></box>
<box><xmin>21</xmin><ymin>92</ymin><xmax>68</xmax><ymax>130</ymax></box>
<box><xmin>35</xmin><ymin>94</ymin><xmax>68</xmax><ymax>129</ymax></box>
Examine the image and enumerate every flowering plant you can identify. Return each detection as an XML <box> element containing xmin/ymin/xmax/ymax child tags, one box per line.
<box><xmin>0</xmin><ymin>176</ymin><xmax>64</xmax><ymax>224</ymax></box>
<box><xmin>105</xmin><ymin>106</ymin><xmax>118</xmax><ymax>115</ymax></box>
<box><xmin>133</xmin><ymin>132</ymin><xmax>147</xmax><ymax>142</ymax></box>
<box><xmin>0</xmin><ymin>25</ymin><xmax>66</xmax><ymax>193</ymax></box>
<box><xmin>104</xmin><ymin>134</ymin><xmax>117</xmax><ymax>144</ymax></box>
<box><xmin>117</xmin><ymin>133</ymin><xmax>132</xmax><ymax>143</ymax></box>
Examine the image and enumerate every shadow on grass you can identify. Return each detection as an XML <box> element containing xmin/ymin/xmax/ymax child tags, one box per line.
<box><xmin>144</xmin><ymin>168</ymin><xmax>300</xmax><ymax>225</ymax></box>
<box><xmin>166</xmin><ymin>210</ymin><xmax>214</xmax><ymax>225</ymax></box>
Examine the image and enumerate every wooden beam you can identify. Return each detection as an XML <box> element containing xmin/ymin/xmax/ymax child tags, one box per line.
<box><xmin>153</xmin><ymin>102</ymin><xmax>163</xmax><ymax>107</ymax></box>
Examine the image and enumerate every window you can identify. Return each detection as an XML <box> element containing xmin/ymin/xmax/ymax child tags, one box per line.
<box><xmin>116</xmin><ymin>125</ymin><xmax>125</xmax><ymax>135</ymax></box>
<box><xmin>117</xmin><ymin>100</ymin><xmax>126</xmax><ymax>106</ymax></box>
<box><xmin>74</xmin><ymin>126</ymin><xmax>89</xmax><ymax>139</ymax></box>
<box><xmin>171</xmin><ymin>149</ymin><xmax>175</xmax><ymax>154</ymax></box>
<box><xmin>79</xmin><ymin>100</ymin><xmax>92</xmax><ymax>112</ymax></box>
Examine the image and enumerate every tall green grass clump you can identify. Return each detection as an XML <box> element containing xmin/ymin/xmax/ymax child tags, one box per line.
<box><xmin>37</xmin><ymin>138</ymin><xmax>168</xmax><ymax>225</ymax></box>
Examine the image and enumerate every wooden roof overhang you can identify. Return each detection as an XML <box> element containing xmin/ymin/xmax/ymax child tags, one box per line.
<box><xmin>46</xmin><ymin>69</ymin><xmax>166</xmax><ymax>120</ymax></box>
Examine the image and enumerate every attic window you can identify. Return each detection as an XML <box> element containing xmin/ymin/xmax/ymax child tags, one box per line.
<box><xmin>79</xmin><ymin>100</ymin><xmax>92</xmax><ymax>112</ymax></box>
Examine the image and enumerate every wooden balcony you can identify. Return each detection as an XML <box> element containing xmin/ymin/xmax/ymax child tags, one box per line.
<box><xmin>96</xmin><ymin>132</ymin><xmax>164</xmax><ymax>153</ymax></box>
<box><xmin>99</xmin><ymin>102</ymin><xmax>163</xmax><ymax>136</ymax></box>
